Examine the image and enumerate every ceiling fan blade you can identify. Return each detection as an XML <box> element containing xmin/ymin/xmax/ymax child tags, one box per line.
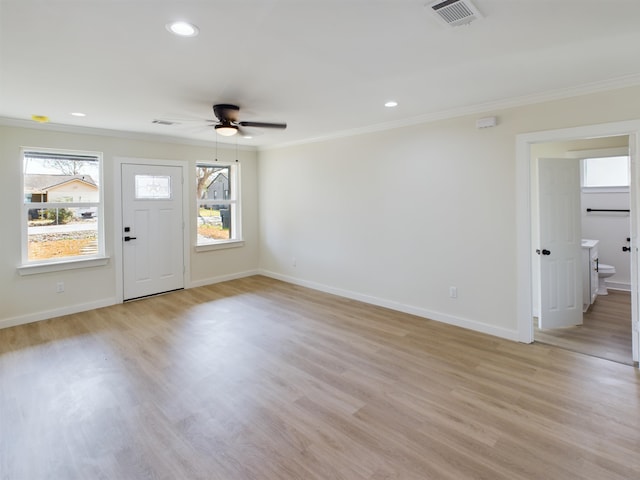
<box><xmin>237</xmin><ymin>126</ymin><xmax>263</xmax><ymax>138</ymax></box>
<box><xmin>238</xmin><ymin>121</ymin><xmax>287</xmax><ymax>129</ymax></box>
<box><xmin>213</xmin><ymin>104</ymin><xmax>240</xmax><ymax>122</ymax></box>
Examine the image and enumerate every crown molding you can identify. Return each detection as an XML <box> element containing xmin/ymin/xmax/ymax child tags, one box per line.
<box><xmin>0</xmin><ymin>117</ymin><xmax>258</xmax><ymax>152</ymax></box>
<box><xmin>263</xmin><ymin>73</ymin><xmax>640</xmax><ymax>151</ymax></box>
<box><xmin>3</xmin><ymin>73</ymin><xmax>640</xmax><ymax>153</ymax></box>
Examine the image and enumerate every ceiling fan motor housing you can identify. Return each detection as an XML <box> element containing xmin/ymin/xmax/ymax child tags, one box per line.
<box><xmin>212</xmin><ymin>103</ymin><xmax>286</xmax><ymax>136</ymax></box>
<box><xmin>213</xmin><ymin>104</ymin><xmax>240</xmax><ymax>122</ymax></box>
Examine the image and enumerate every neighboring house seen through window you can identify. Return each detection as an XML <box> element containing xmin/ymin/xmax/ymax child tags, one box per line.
<box><xmin>196</xmin><ymin>163</ymin><xmax>241</xmax><ymax>246</ymax></box>
<box><xmin>22</xmin><ymin>148</ymin><xmax>103</xmax><ymax>264</ymax></box>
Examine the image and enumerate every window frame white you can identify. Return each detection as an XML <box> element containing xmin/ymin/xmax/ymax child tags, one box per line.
<box><xmin>581</xmin><ymin>155</ymin><xmax>630</xmax><ymax>192</ymax></box>
<box><xmin>568</xmin><ymin>146</ymin><xmax>631</xmax><ymax>193</ymax></box>
<box><xmin>195</xmin><ymin>162</ymin><xmax>243</xmax><ymax>251</ymax></box>
<box><xmin>18</xmin><ymin>147</ymin><xmax>108</xmax><ymax>275</ymax></box>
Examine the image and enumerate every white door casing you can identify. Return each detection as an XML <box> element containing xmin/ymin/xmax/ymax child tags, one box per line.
<box><xmin>628</xmin><ymin>137</ymin><xmax>639</xmax><ymax>363</ymax></box>
<box><xmin>517</xmin><ymin>120</ymin><xmax>640</xmax><ymax>364</ymax></box>
<box><xmin>121</xmin><ymin>163</ymin><xmax>184</xmax><ymax>300</ymax></box>
<box><xmin>537</xmin><ymin>158</ymin><xmax>583</xmax><ymax>329</ymax></box>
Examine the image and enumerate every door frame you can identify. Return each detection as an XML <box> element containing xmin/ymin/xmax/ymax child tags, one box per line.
<box><xmin>516</xmin><ymin>120</ymin><xmax>640</xmax><ymax>364</ymax></box>
<box><xmin>114</xmin><ymin>157</ymin><xmax>190</xmax><ymax>303</ymax></box>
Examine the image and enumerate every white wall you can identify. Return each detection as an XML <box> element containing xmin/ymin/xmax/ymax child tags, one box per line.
<box><xmin>3</xmin><ymin>85</ymin><xmax>640</xmax><ymax>339</ymax></box>
<box><xmin>581</xmin><ymin>190</ymin><xmax>631</xmax><ymax>290</ymax></box>
<box><xmin>0</xmin><ymin>125</ymin><xmax>259</xmax><ymax>327</ymax></box>
<box><xmin>258</xmin><ymin>85</ymin><xmax>640</xmax><ymax>340</ymax></box>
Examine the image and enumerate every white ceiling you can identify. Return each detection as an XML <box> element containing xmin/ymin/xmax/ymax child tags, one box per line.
<box><xmin>2</xmin><ymin>0</ymin><xmax>640</xmax><ymax>148</ymax></box>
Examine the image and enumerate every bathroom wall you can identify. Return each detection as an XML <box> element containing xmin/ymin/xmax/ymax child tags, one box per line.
<box><xmin>581</xmin><ymin>188</ymin><xmax>631</xmax><ymax>291</ymax></box>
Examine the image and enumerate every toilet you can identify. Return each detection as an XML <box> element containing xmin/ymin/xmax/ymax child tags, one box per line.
<box><xmin>597</xmin><ymin>263</ymin><xmax>616</xmax><ymax>295</ymax></box>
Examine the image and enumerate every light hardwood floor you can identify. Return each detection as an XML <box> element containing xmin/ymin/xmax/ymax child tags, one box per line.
<box><xmin>535</xmin><ymin>290</ymin><xmax>634</xmax><ymax>365</ymax></box>
<box><xmin>1</xmin><ymin>276</ymin><xmax>639</xmax><ymax>479</ymax></box>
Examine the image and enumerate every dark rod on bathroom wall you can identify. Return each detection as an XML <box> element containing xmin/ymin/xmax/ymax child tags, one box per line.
<box><xmin>586</xmin><ymin>208</ymin><xmax>630</xmax><ymax>212</ymax></box>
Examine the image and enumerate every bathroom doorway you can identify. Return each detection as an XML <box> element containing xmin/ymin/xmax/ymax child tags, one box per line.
<box><xmin>535</xmin><ymin>290</ymin><xmax>632</xmax><ymax>364</ymax></box>
<box><xmin>515</xmin><ymin>120</ymin><xmax>640</xmax><ymax>367</ymax></box>
<box><xmin>532</xmin><ymin>136</ymin><xmax>633</xmax><ymax>365</ymax></box>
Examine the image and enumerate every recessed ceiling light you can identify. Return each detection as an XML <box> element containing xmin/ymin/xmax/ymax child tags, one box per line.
<box><xmin>70</xmin><ymin>112</ymin><xmax>86</xmax><ymax>117</ymax></box>
<box><xmin>385</xmin><ymin>101</ymin><xmax>398</xmax><ymax>108</ymax></box>
<box><xmin>166</xmin><ymin>21</ymin><xmax>199</xmax><ymax>37</ymax></box>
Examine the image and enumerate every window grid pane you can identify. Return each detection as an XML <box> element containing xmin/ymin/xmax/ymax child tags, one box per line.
<box><xmin>196</xmin><ymin>164</ymin><xmax>239</xmax><ymax>245</ymax></box>
<box><xmin>135</xmin><ymin>175</ymin><xmax>172</xmax><ymax>199</ymax></box>
<box><xmin>25</xmin><ymin>206</ymin><xmax>99</xmax><ymax>261</ymax></box>
<box><xmin>583</xmin><ymin>156</ymin><xmax>629</xmax><ymax>187</ymax></box>
<box><xmin>23</xmin><ymin>149</ymin><xmax>102</xmax><ymax>263</ymax></box>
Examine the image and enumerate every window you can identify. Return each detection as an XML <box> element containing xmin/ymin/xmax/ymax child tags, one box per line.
<box><xmin>582</xmin><ymin>155</ymin><xmax>630</xmax><ymax>189</ymax></box>
<box><xmin>22</xmin><ymin>148</ymin><xmax>103</xmax><ymax>265</ymax></box>
<box><xmin>135</xmin><ymin>175</ymin><xmax>172</xmax><ymax>199</ymax></box>
<box><xmin>196</xmin><ymin>163</ymin><xmax>241</xmax><ymax>246</ymax></box>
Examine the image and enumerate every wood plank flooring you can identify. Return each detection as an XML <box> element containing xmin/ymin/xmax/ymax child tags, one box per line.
<box><xmin>1</xmin><ymin>276</ymin><xmax>639</xmax><ymax>479</ymax></box>
<box><xmin>535</xmin><ymin>290</ymin><xmax>634</xmax><ymax>365</ymax></box>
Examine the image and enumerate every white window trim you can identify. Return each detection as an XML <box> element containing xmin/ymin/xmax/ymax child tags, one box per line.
<box><xmin>569</xmin><ymin>147</ymin><xmax>630</xmax><ymax>192</ymax></box>
<box><xmin>17</xmin><ymin>256</ymin><xmax>110</xmax><ymax>276</ymax></box>
<box><xmin>195</xmin><ymin>239</ymin><xmax>245</xmax><ymax>252</ymax></box>
<box><xmin>196</xmin><ymin>162</ymin><xmax>243</xmax><ymax>249</ymax></box>
<box><xmin>19</xmin><ymin>147</ymin><xmax>108</xmax><ymax>273</ymax></box>
<box><xmin>581</xmin><ymin>186</ymin><xmax>630</xmax><ymax>194</ymax></box>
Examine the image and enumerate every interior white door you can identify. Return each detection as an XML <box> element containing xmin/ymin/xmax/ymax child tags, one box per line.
<box><xmin>538</xmin><ymin>158</ymin><xmax>583</xmax><ymax>329</ymax></box>
<box><xmin>122</xmin><ymin>163</ymin><xmax>184</xmax><ymax>300</ymax></box>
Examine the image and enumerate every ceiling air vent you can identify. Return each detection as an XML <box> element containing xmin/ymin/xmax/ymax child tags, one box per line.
<box><xmin>429</xmin><ymin>0</ymin><xmax>483</xmax><ymax>27</ymax></box>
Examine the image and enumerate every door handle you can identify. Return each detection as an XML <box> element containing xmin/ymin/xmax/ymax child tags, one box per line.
<box><xmin>124</xmin><ymin>236</ymin><xmax>137</xmax><ymax>242</ymax></box>
<box><xmin>536</xmin><ymin>249</ymin><xmax>551</xmax><ymax>255</ymax></box>
<box><xmin>622</xmin><ymin>246</ymin><xmax>631</xmax><ymax>252</ymax></box>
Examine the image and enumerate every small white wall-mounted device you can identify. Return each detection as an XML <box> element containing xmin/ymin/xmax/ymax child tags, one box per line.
<box><xmin>476</xmin><ymin>116</ymin><xmax>498</xmax><ymax>129</ymax></box>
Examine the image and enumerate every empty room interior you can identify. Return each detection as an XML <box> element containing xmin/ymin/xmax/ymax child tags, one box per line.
<box><xmin>2</xmin><ymin>1</ymin><xmax>640</xmax><ymax>479</ymax></box>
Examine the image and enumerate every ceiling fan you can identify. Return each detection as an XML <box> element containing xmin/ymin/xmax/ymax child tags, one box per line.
<box><xmin>211</xmin><ymin>104</ymin><xmax>286</xmax><ymax>137</ymax></box>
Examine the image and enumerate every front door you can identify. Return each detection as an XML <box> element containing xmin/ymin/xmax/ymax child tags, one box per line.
<box><xmin>538</xmin><ymin>158</ymin><xmax>583</xmax><ymax>329</ymax></box>
<box><xmin>121</xmin><ymin>163</ymin><xmax>184</xmax><ymax>300</ymax></box>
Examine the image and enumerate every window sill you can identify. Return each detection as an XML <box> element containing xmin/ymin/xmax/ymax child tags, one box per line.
<box><xmin>195</xmin><ymin>240</ymin><xmax>245</xmax><ymax>252</ymax></box>
<box><xmin>18</xmin><ymin>256</ymin><xmax>110</xmax><ymax>276</ymax></box>
<box><xmin>581</xmin><ymin>186</ymin><xmax>630</xmax><ymax>194</ymax></box>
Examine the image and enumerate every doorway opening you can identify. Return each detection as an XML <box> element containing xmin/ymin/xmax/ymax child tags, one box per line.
<box><xmin>114</xmin><ymin>157</ymin><xmax>190</xmax><ymax>303</ymax></box>
<box><xmin>533</xmin><ymin>138</ymin><xmax>633</xmax><ymax>365</ymax></box>
<box><xmin>516</xmin><ymin>120</ymin><xmax>640</xmax><ymax>366</ymax></box>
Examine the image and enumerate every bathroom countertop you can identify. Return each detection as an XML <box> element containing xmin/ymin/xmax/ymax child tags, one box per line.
<box><xmin>581</xmin><ymin>239</ymin><xmax>599</xmax><ymax>248</ymax></box>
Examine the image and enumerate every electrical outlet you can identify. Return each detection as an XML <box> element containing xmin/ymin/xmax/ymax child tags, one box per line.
<box><xmin>449</xmin><ymin>286</ymin><xmax>457</xmax><ymax>298</ymax></box>
<box><xmin>292</xmin><ymin>257</ymin><xmax>297</xmax><ymax>267</ymax></box>
<box><xmin>56</xmin><ymin>281</ymin><xmax>65</xmax><ymax>293</ymax></box>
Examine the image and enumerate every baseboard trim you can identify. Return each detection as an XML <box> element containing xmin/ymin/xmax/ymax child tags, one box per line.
<box><xmin>259</xmin><ymin>270</ymin><xmax>519</xmax><ymax>342</ymax></box>
<box><xmin>605</xmin><ymin>281</ymin><xmax>631</xmax><ymax>292</ymax></box>
<box><xmin>1</xmin><ymin>270</ymin><xmax>260</xmax><ymax>330</ymax></box>
<box><xmin>188</xmin><ymin>269</ymin><xmax>260</xmax><ymax>289</ymax></box>
<box><xmin>0</xmin><ymin>297</ymin><xmax>118</xmax><ymax>330</ymax></box>
<box><xmin>2</xmin><ymin>269</ymin><xmax>520</xmax><ymax>342</ymax></box>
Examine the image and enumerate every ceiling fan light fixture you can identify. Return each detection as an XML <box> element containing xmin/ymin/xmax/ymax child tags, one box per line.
<box><xmin>215</xmin><ymin>124</ymin><xmax>238</xmax><ymax>136</ymax></box>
